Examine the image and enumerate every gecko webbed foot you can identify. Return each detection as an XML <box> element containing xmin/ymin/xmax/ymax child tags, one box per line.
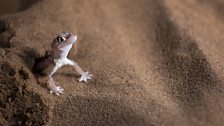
<box><xmin>79</xmin><ymin>72</ymin><xmax>93</xmax><ymax>82</ymax></box>
<box><xmin>50</xmin><ymin>86</ymin><xmax>64</xmax><ymax>96</ymax></box>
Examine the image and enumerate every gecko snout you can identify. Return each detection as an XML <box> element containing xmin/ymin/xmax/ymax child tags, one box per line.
<box><xmin>70</xmin><ymin>35</ymin><xmax>77</xmax><ymax>43</ymax></box>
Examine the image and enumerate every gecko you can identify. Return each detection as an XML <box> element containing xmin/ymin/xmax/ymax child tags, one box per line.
<box><xmin>32</xmin><ymin>32</ymin><xmax>92</xmax><ymax>96</ymax></box>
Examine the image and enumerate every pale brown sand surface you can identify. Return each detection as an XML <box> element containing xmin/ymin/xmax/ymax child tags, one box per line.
<box><xmin>0</xmin><ymin>0</ymin><xmax>224</xmax><ymax>126</ymax></box>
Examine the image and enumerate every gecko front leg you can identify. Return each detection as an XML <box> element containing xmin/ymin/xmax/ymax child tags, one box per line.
<box><xmin>48</xmin><ymin>66</ymin><xmax>64</xmax><ymax>96</ymax></box>
<box><xmin>49</xmin><ymin>75</ymin><xmax>64</xmax><ymax>96</ymax></box>
<box><xmin>65</xmin><ymin>58</ymin><xmax>92</xmax><ymax>82</ymax></box>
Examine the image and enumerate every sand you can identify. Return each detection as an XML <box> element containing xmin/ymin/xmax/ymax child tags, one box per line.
<box><xmin>0</xmin><ymin>0</ymin><xmax>224</xmax><ymax>125</ymax></box>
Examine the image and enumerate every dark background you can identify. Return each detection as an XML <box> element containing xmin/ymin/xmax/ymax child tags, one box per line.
<box><xmin>0</xmin><ymin>0</ymin><xmax>38</xmax><ymax>16</ymax></box>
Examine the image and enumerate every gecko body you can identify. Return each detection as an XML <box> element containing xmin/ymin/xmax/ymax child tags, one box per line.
<box><xmin>33</xmin><ymin>32</ymin><xmax>92</xmax><ymax>96</ymax></box>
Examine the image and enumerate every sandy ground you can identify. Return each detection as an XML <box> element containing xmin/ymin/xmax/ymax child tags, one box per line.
<box><xmin>1</xmin><ymin>0</ymin><xmax>224</xmax><ymax>126</ymax></box>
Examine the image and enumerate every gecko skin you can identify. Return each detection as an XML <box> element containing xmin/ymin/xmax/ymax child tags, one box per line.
<box><xmin>33</xmin><ymin>32</ymin><xmax>92</xmax><ymax>96</ymax></box>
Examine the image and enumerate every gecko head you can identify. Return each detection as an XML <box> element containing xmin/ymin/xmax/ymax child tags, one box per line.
<box><xmin>52</xmin><ymin>32</ymin><xmax>77</xmax><ymax>48</ymax></box>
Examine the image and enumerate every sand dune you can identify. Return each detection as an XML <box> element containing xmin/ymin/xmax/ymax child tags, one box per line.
<box><xmin>0</xmin><ymin>0</ymin><xmax>224</xmax><ymax>125</ymax></box>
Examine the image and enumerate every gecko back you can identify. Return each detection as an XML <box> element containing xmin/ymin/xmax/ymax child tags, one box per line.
<box><xmin>32</xmin><ymin>54</ymin><xmax>54</xmax><ymax>75</ymax></box>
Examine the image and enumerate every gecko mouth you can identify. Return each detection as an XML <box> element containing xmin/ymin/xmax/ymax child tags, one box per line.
<box><xmin>65</xmin><ymin>32</ymin><xmax>77</xmax><ymax>42</ymax></box>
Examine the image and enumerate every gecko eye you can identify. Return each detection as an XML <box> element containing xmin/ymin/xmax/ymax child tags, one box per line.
<box><xmin>57</xmin><ymin>36</ymin><xmax>66</xmax><ymax>43</ymax></box>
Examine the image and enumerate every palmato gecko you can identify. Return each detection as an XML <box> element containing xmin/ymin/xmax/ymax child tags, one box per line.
<box><xmin>33</xmin><ymin>32</ymin><xmax>92</xmax><ymax>96</ymax></box>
